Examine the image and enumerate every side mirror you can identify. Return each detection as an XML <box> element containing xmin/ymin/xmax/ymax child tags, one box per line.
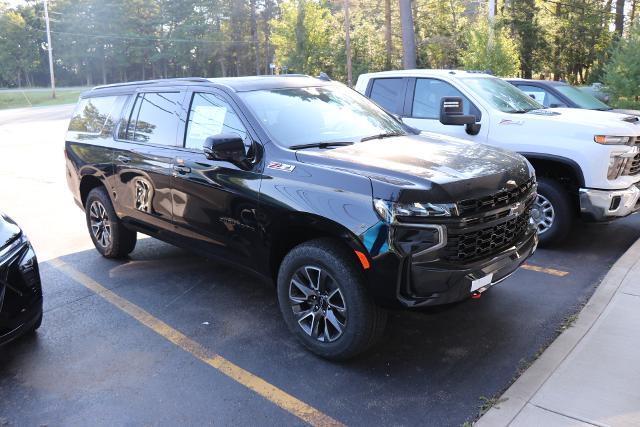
<box><xmin>203</xmin><ymin>134</ymin><xmax>246</xmax><ymax>164</ymax></box>
<box><xmin>439</xmin><ymin>97</ymin><xmax>480</xmax><ymax>135</ymax></box>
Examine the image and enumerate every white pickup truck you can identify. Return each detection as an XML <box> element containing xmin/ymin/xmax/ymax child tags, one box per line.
<box><xmin>355</xmin><ymin>70</ymin><xmax>640</xmax><ymax>245</ymax></box>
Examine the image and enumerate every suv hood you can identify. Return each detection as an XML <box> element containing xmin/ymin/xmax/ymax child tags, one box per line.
<box><xmin>295</xmin><ymin>133</ymin><xmax>532</xmax><ymax>203</ymax></box>
<box><xmin>0</xmin><ymin>213</ymin><xmax>22</xmax><ymax>252</ymax></box>
<box><xmin>519</xmin><ymin>108</ymin><xmax>640</xmax><ymax>135</ymax></box>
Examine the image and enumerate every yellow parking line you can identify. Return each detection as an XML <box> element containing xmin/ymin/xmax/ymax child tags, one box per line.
<box><xmin>521</xmin><ymin>263</ymin><xmax>569</xmax><ymax>277</ymax></box>
<box><xmin>50</xmin><ymin>258</ymin><xmax>343</xmax><ymax>427</ymax></box>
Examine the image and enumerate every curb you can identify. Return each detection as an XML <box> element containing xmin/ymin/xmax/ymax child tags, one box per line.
<box><xmin>476</xmin><ymin>237</ymin><xmax>640</xmax><ymax>426</ymax></box>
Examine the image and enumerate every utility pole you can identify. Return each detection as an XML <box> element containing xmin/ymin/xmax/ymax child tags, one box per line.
<box><xmin>488</xmin><ymin>0</ymin><xmax>496</xmax><ymax>50</ymax></box>
<box><xmin>344</xmin><ymin>0</ymin><xmax>352</xmax><ymax>86</ymax></box>
<box><xmin>43</xmin><ymin>0</ymin><xmax>56</xmax><ymax>99</ymax></box>
<box><xmin>385</xmin><ymin>0</ymin><xmax>392</xmax><ymax>69</ymax></box>
<box><xmin>399</xmin><ymin>0</ymin><xmax>416</xmax><ymax>69</ymax></box>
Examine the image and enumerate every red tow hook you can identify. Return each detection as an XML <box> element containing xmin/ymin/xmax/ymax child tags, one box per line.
<box><xmin>471</xmin><ymin>292</ymin><xmax>482</xmax><ymax>299</ymax></box>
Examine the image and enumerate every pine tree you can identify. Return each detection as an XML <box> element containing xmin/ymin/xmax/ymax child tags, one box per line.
<box><xmin>603</xmin><ymin>23</ymin><xmax>640</xmax><ymax>108</ymax></box>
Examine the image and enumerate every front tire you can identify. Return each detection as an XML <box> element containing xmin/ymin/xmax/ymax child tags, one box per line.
<box><xmin>277</xmin><ymin>238</ymin><xmax>387</xmax><ymax>360</ymax></box>
<box><xmin>85</xmin><ymin>187</ymin><xmax>137</xmax><ymax>258</ymax></box>
<box><xmin>532</xmin><ymin>177</ymin><xmax>573</xmax><ymax>246</ymax></box>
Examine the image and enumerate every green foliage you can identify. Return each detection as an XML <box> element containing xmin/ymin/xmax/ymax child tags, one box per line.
<box><xmin>461</xmin><ymin>18</ymin><xmax>519</xmax><ymax>77</ymax></box>
<box><xmin>604</xmin><ymin>23</ymin><xmax>640</xmax><ymax>108</ymax></box>
<box><xmin>0</xmin><ymin>0</ymin><xmax>634</xmax><ymax>89</ymax></box>
<box><xmin>271</xmin><ymin>0</ymin><xmax>339</xmax><ymax>76</ymax></box>
<box><xmin>414</xmin><ymin>0</ymin><xmax>468</xmax><ymax>68</ymax></box>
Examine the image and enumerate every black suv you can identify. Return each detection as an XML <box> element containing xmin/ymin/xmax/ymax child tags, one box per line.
<box><xmin>65</xmin><ymin>76</ymin><xmax>537</xmax><ymax>359</ymax></box>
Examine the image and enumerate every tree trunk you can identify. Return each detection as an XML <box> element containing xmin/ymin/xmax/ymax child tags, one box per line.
<box><xmin>263</xmin><ymin>0</ymin><xmax>274</xmax><ymax>74</ymax></box>
<box><xmin>219</xmin><ymin>58</ymin><xmax>226</xmax><ymax>77</ymax></box>
<box><xmin>552</xmin><ymin>3</ymin><xmax>561</xmax><ymax>80</ymax></box>
<box><xmin>344</xmin><ymin>0</ymin><xmax>352</xmax><ymax>86</ymax></box>
<box><xmin>385</xmin><ymin>0</ymin><xmax>392</xmax><ymax>69</ymax></box>
<box><xmin>99</xmin><ymin>43</ymin><xmax>107</xmax><ymax>85</ymax></box>
<box><xmin>615</xmin><ymin>0</ymin><xmax>625</xmax><ymax>37</ymax></box>
<box><xmin>250</xmin><ymin>0</ymin><xmax>260</xmax><ymax>75</ymax></box>
<box><xmin>631</xmin><ymin>0</ymin><xmax>637</xmax><ymax>23</ymax></box>
<box><xmin>399</xmin><ymin>0</ymin><xmax>416</xmax><ymax>69</ymax></box>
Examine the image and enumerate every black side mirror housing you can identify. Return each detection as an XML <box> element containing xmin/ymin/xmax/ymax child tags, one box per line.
<box><xmin>203</xmin><ymin>134</ymin><xmax>246</xmax><ymax>165</ymax></box>
<box><xmin>439</xmin><ymin>97</ymin><xmax>481</xmax><ymax>135</ymax></box>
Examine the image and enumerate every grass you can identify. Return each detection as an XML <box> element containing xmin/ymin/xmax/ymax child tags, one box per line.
<box><xmin>0</xmin><ymin>87</ymin><xmax>87</xmax><ymax>110</ymax></box>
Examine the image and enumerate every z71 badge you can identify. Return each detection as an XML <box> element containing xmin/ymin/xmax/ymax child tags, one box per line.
<box><xmin>267</xmin><ymin>161</ymin><xmax>295</xmax><ymax>172</ymax></box>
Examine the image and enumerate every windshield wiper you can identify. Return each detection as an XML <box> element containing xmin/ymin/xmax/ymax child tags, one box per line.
<box><xmin>360</xmin><ymin>131</ymin><xmax>405</xmax><ymax>142</ymax></box>
<box><xmin>289</xmin><ymin>141</ymin><xmax>354</xmax><ymax>150</ymax></box>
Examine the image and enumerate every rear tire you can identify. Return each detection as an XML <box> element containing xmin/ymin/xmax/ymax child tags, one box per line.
<box><xmin>85</xmin><ymin>187</ymin><xmax>137</xmax><ymax>258</ymax></box>
<box><xmin>277</xmin><ymin>238</ymin><xmax>387</xmax><ymax>361</ymax></box>
<box><xmin>533</xmin><ymin>177</ymin><xmax>573</xmax><ymax>246</ymax></box>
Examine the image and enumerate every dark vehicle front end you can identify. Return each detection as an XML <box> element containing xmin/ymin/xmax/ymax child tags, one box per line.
<box><xmin>364</xmin><ymin>177</ymin><xmax>537</xmax><ymax>308</ymax></box>
<box><xmin>294</xmin><ymin>134</ymin><xmax>538</xmax><ymax>309</ymax></box>
<box><xmin>0</xmin><ymin>213</ymin><xmax>43</xmax><ymax>346</ymax></box>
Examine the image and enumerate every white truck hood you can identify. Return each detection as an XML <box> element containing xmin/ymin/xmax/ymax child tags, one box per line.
<box><xmin>514</xmin><ymin>108</ymin><xmax>640</xmax><ymax>136</ymax></box>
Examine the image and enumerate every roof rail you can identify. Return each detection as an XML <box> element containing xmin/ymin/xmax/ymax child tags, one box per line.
<box><xmin>92</xmin><ymin>77</ymin><xmax>211</xmax><ymax>91</ymax></box>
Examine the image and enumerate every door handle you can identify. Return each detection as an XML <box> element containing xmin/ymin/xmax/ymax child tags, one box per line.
<box><xmin>117</xmin><ymin>155</ymin><xmax>131</xmax><ymax>163</ymax></box>
<box><xmin>173</xmin><ymin>165</ymin><xmax>191</xmax><ymax>174</ymax></box>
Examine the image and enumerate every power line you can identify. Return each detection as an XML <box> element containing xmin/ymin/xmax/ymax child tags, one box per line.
<box><xmin>47</xmin><ymin>29</ymin><xmax>253</xmax><ymax>44</ymax></box>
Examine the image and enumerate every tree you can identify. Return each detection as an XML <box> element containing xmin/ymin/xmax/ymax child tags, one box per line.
<box><xmin>603</xmin><ymin>23</ymin><xmax>640</xmax><ymax>107</ymax></box>
<box><xmin>0</xmin><ymin>8</ymin><xmax>40</xmax><ymax>86</ymax></box>
<box><xmin>507</xmin><ymin>0</ymin><xmax>543</xmax><ymax>78</ymax></box>
<box><xmin>460</xmin><ymin>17</ymin><xmax>519</xmax><ymax>76</ymax></box>
<box><xmin>271</xmin><ymin>0</ymin><xmax>340</xmax><ymax>76</ymax></box>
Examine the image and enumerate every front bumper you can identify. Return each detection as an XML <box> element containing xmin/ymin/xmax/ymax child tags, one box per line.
<box><xmin>0</xmin><ymin>236</ymin><xmax>43</xmax><ymax>346</ymax></box>
<box><xmin>366</xmin><ymin>227</ymin><xmax>538</xmax><ymax>308</ymax></box>
<box><xmin>579</xmin><ymin>184</ymin><xmax>640</xmax><ymax>221</ymax></box>
<box><xmin>399</xmin><ymin>228</ymin><xmax>537</xmax><ymax>307</ymax></box>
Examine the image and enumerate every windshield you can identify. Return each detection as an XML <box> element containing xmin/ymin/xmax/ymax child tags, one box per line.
<box><xmin>238</xmin><ymin>85</ymin><xmax>405</xmax><ymax>148</ymax></box>
<box><xmin>555</xmin><ymin>85</ymin><xmax>610</xmax><ymax>110</ymax></box>
<box><xmin>461</xmin><ymin>77</ymin><xmax>543</xmax><ymax>113</ymax></box>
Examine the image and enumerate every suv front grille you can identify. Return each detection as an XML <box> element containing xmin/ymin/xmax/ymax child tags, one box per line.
<box><xmin>457</xmin><ymin>178</ymin><xmax>536</xmax><ymax>216</ymax></box>
<box><xmin>629</xmin><ymin>137</ymin><xmax>640</xmax><ymax>176</ymax></box>
<box><xmin>443</xmin><ymin>199</ymin><xmax>534</xmax><ymax>263</ymax></box>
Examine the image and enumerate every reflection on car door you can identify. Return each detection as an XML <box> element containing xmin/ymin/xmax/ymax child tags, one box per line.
<box><xmin>112</xmin><ymin>90</ymin><xmax>184</xmax><ymax>235</ymax></box>
<box><xmin>170</xmin><ymin>89</ymin><xmax>264</xmax><ymax>270</ymax></box>
<box><xmin>400</xmin><ymin>78</ymin><xmax>489</xmax><ymax>143</ymax></box>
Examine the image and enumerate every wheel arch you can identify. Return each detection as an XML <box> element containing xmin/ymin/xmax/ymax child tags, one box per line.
<box><xmin>267</xmin><ymin>212</ymin><xmax>370</xmax><ymax>282</ymax></box>
<box><xmin>520</xmin><ymin>153</ymin><xmax>585</xmax><ymax>188</ymax></box>
<box><xmin>79</xmin><ymin>173</ymin><xmax>108</xmax><ymax>209</ymax></box>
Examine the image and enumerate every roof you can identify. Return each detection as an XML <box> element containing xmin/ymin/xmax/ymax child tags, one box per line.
<box><xmin>86</xmin><ymin>75</ymin><xmax>331</xmax><ymax>97</ymax></box>
<box><xmin>359</xmin><ymin>69</ymin><xmax>494</xmax><ymax>79</ymax></box>
<box><xmin>505</xmin><ymin>78</ymin><xmax>568</xmax><ymax>86</ymax></box>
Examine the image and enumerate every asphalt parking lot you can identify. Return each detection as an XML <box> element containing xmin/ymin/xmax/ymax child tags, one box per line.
<box><xmin>1</xmin><ymin>105</ymin><xmax>640</xmax><ymax>426</ymax></box>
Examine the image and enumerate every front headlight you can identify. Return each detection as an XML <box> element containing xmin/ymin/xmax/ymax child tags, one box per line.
<box><xmin>595</xmin><ymin>135</ymin><xmax>633</xmax><ymax>145</ymax></box>
<box><xmin>374</xmin><ymin>198</ymin><xmax>457</xmax><ymax>223</ymax></box>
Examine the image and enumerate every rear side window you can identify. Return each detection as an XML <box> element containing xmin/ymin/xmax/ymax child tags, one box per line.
<box><xmin>122</xmin><ymin>92</ymin><xmax>182</xmax><ymax>145</ymax></box>
<box><xmin>369</xmin><ymin>78</ymin><xmax>404</xmax><ymax>114</ymax></box>
<box><xmin>69</xmin><ymin>96</ymin><xmax>124</xmax><ymax>134</ymax></box>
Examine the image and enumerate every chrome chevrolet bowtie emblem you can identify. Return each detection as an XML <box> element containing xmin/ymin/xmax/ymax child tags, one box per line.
<box><xmin>510</xmin><ymin>202</ymin><xmax>525</xmax><ymax>217</ymax></box>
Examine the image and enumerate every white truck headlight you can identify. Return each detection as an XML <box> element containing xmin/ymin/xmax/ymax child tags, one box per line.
<box><xmin>374</xmin><ymin>199</ymin><xmax>457</xmax><ymax>223</ymax></box>
<box><xmin>595</xmin><ymin>135</ymin><xmax>632</xmax><ymax>145</ymax></box>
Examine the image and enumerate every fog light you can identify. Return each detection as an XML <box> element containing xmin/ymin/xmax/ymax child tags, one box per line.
<box><xmin>610</xmin><ymin>196</ymin><xmax>622</xmax><ymax>211</ymax></box>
